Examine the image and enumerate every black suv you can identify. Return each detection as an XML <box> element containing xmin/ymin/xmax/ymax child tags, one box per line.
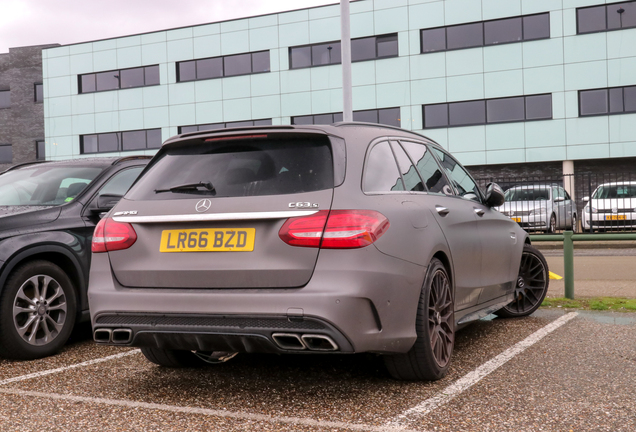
<box><xmin>0</xmin><ymin>156</ymin><xmax>149</xmax><ymax>359</ymax></box>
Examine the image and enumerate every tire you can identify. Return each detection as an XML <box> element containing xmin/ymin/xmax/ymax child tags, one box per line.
<box><xmin>497</xmin><ymin>245</ymin><xmax>549</xmax><ymax>318</ymax></box>
<box><xmin>547</xmin><ymin>213</ymin><xmax>556</xmax><ymax>233</ymax></box>
<box><xmin>0</xmin><ymin>260</ymin><xmax>77</xmax><ymax>360</ymax></box>
<box><xmin>140</xmin><ymin>346</ymin><xmax>206</xmax><ymax>368</ymax></box>
<box><xmin>571</xmin><ymin>214</ymin><xmax>578</xmax><ymax>233</ymax></box>
<box><xmin>384</xmin><ymin>258</ymin><xmax>454</xmax><ymax>381</ymax></box>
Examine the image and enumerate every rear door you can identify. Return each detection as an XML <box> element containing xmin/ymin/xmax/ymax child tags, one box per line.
<box><xmin>108</xmin><ymin>134</ymin><xmax>336</xmax><ymax>289</ymax></box>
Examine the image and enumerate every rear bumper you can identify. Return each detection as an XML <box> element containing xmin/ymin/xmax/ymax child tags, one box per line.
<box><xmin>88</xmin><ymin>247</ymin><xmax>427</xmax><ymax>354</ymax></box>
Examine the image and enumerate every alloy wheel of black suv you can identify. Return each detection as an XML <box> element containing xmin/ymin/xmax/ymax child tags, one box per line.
<box><xmin>0</xmin><ymin>156</ymin><xmax>149</xmax><ymax>359</ymax></box>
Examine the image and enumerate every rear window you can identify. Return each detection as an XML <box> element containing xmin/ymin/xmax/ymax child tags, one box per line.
<box><xmin>126</xmin><ymin>135</ymin><xmax>334</xmax><ymax>200</ymax></box>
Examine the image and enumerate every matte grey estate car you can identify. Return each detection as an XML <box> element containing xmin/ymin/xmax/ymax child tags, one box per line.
<box><xmin>88</xmin><ymin>123</ymin><xmax>549</xmax><ymax>380</ymax></box>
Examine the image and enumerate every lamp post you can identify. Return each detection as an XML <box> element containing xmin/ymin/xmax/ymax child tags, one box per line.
<box><xmin>340</xmin><ymin>0</ymin><xmax>352</xmax><ymax>122</ymax></box>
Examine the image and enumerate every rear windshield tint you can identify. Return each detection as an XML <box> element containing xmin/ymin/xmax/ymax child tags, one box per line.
<box><xmin>126</xmin><ymin>135</ymin><xmax>334</xmax><ymax>200</ymax></box>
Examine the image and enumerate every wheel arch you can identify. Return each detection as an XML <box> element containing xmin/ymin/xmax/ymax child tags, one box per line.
<box><xmin>0</xmin><ymin>246</ymin><xmax>86</xmax><ymax>314</ymax></box>
<box><xmin>431</xmin><ymin>250</ymin><xmax>453</xmax><ymax>296</ymax></box>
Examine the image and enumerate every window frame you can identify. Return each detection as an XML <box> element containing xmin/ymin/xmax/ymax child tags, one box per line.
<box><xmin>0</xmin><ymin>90</ymin><xmax>10</xmax><ymax>109</ymax></box>
<box><xmin>35</xmin><ymin>139</ymin><xmax>46</xmax><ymax>161</ymax></box>
<box><xmin>80</xmin><ymin>128</ymin><xmax>162</xmax><ymax>154</ymax></box>
<box><xmin>291</xmin><ymin>108</ymin><xmax>400</xmax><ymax>127</ymax></box>
<box><xmin>578</xmin><ymin>85</ymin><xmax>636</xmax><ymax>117</ymax></box>
<box><xmin>78</xmin><ymin>65</ymin><xmax>160</xmax><ymax>94</ymax></box>
<box><xmin>0</xmin><ymin>144</ymin><xmax>13</xmax><ymax>164</ymax></box>
<box><xmin>34</xmin><ymin>83</ymin><xmax>44</xmax><ymax>103</ymax></box>
<box><xmin>288</xmin><ymin>33</ymin><xmax>399</xmax><ymax>70</ymax></box>
<box><xmin>422</xmin><ymin>93</ymin><xmax>553</xmax><ymax>129</ymax></box>
<box><xmin>577</xmin><ymin>1</ymin><xmax>636</xmax><ymax>34</ymax></box>
<box><xmin>176</xmin><ymin>50</ymin><xmax>270</xmax><ymax>82</ymax></box>
<box><xmin>419</xmin><ymin>12</ymin><xmax>550</xmax><ymax>54</ymax></box>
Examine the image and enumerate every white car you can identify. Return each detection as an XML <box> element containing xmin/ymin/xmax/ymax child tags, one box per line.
<box><xmin>497</xmin><ymin>184</ymin><xmax>577</xmax><ymax>233</ymax></box>
<box><xmin>582</xmin><ymin>182</ymin><xmax>636</xmax><ymax>231</ymax></box>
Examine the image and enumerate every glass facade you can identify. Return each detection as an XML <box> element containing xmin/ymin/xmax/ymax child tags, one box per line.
<box><xmin>79</xmin><ymin>65</ymin><xmax>160</xmax><ymax>93</ymax></box>
<box><xmin>177</xmin><ymin>51</ymin><xmax>270</xmax><ymax>82</ymax></box>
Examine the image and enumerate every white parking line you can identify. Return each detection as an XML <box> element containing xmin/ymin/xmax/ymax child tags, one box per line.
<box><xmin>0</xmin><ymin>387</ymin><xmax>420</xmax><ymax>432</ymax></box>
<box><xmin>0</xmin><ymin>349</ymin><xmax>140</xmax><ymax>386</ymax></box>
<box><xmin>387</xmin><ymin>312</ymin><xmax>578</xmax><ymax>429</ymax></box>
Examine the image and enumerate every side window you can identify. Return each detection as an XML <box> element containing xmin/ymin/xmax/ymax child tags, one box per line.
<box><xmin>430</xmin><ymin>147</ymin><xmax>482</xmax><ymax>202</ymax></box>
<box><xmin>390</xmin><ymin>141</ymin><xmax>424</xmax><ymax>192</ymax></box>
<box><xmin>552</xmin><ymin>187</ymin><xmax>560</xmax><ymax>201</ymax></box>
<box><xmin>562</xmin><ymin>188</ymin><xmax>571</xmax><ymax>201</ymax></box>
<box><xmin>400</xmin><ymin>141</ymin><xmax>453</xmax><ymax>196</ymax></box>
<box><xmin>99</xmin><ymin>166</ymin><xmax>145</xmax><ymax>197</ymax></box>
<box><xmin>362</xmin><ymin>141</ymin><xmax>405</xmax><ymax>193</ymax></box>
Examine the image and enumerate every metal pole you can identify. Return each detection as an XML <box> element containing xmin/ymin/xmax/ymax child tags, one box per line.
<box><xmin>563</xmin><ymin>230</ymin><xmax>574</xmax><ymax>299</ymax></box>
<box><xmin>340</xmin><ymin>0</ymin><xmax>352</xmax><ymax>122</ymax></box>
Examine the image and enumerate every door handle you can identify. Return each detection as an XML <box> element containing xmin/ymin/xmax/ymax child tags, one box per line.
<box><xmin>435</xmin><ymin>205</ymin><xmax>449</xmax><ymax>216</ymax></box>
<box><xmin>474</xmin><ymin>208</ymin><xmax>485</xmax><ymax>216</ymax></box>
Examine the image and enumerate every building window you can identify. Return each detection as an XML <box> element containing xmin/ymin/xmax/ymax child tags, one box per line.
<box><xmin>422</xmin><ymin>94</ymin><xmax>552</xmax><ymax>128</ymax></box>
<box><xmin>0</xmin><ymin>90</ymin><xmax>10</xmax><ymax>109</ymax></box>
<box><xmin>579</xmin><ymin>86</ymin><xmax>636</xmax><ymax>116</ymax></box>
<box><xmin>0</xmin><ymin>144</ymin><xmax>12</xmax><ymax>163</ymax></box>
<box><xmin>79</xmin><ymin>65</ymin><xmax>160</xmax><ymax>93</ymax></box>
<box><xmin>177</xmin><ymin>51</ymin><xmax>270</xmax><ymax>82</ymax></box>
<box><xmin>577</xmin><ymin>1</ymin><xmax>636</xmax><ymax>34</ymax></box>
<box><xmin>420</xmin><ymin>12</ymin><xmax>550</xmax><ymax>54</ymax></box>
<box><xmin>36</xmin><ymin>140</ymin><xmax>46</xmax><ymax>160</ymax></box>
<box><xmin>178</xmin><ymin>119</ymin><xmax>272</xmax><ymax>134</ymax></box>
<box><xmin>34</xmin><ymin>83</ymin><xmax>44</xmax><ymax>103</ymax></box>
<box><xmin>291</xmin><ymin>108</ymin><xmax>401</xmax><ymax>127</ymax></box>
<box><xmin>80</xmin><ymin>129</ymin><xmax>162</xmax><ymax>154</ymax></box>
<box><xmin>289</xmin><ymin>34</ymin><xmax>399</xmax><ymax>69</ymax></box>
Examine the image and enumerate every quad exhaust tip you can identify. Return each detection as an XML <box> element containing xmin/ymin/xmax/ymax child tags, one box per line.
<box><xmin>93</xmin><ymin>328</ymin><xmax>133</xmax><ymax>344</ymax></box>
<box><xmin>271</xmin><ymin>333</ymin><xmax>339</xmax><ymax>351</ymax></box>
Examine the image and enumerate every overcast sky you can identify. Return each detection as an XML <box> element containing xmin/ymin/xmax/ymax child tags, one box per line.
<box><xmin>0</xmin><ymin>0</ymin><xmax>336</xmax><ymax>53</ymax></box>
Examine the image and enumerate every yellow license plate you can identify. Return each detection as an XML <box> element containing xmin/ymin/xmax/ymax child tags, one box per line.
<box><xmin>160</xmin><ymin>228</ymin><xmax>255</xmax><ymax>252</ymax></box>
<box><xmin>605</xmin><ymin>215</ymin><xmax>626</xmax><ymax>220</ymax></box>
<box><xmin>511</xmin><ymin>217</ymin><xmax>521</xmax><ymax>223</ymax></box>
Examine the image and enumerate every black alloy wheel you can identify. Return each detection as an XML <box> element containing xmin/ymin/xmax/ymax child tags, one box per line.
<box><xmin>384</xmin><ymin>258</ymin><xmax>454</xmax><ymax>381</ymax></box>
<box><xmin>497</xmin><ymin>244</ymin><xmax>549</xmax><ymax>318</ymax></box>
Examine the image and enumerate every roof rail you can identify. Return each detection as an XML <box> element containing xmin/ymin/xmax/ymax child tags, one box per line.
<box><xmin>1</xmin><ymin>160</ymin><xmax>49</xmax><ymax>174</ymax></box>
<box><xmin>112</xmin><ymin>155</ymin><xmax>153</xmax><ymax>165</ymax></box>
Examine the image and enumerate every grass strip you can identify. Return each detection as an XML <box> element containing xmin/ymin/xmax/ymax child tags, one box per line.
<box><xmin>542</xmin><ymin>297</ymin><xmax>636</xmax><ymax>311</ymax></box>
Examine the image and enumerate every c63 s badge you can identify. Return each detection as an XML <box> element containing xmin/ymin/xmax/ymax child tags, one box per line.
<box><xmin>289</xmin><ymin>202</ymin><xmax>319</xmax><ymax>209</ymax></box>
<box><xmin>113</xmin><ymin>211</ymin><xmax>138</xmax><ymax>216</ymax></box>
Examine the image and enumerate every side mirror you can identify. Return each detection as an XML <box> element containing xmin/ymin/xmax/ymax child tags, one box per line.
<box><xmin>91</xmin><ymin>193</ymin><xmax>123</xmax><ymax>213</ymax></box>
<box><xmin>554</xmin><ymin>196</ymin><xmax>565</xmax><ymax>202</ymax></box>
<box><xmin>485</xmin><ymin>182</ymin><xmax>505</xmax><ymax>207</ymax></box>
<box><xmin>583</xmin><ymin>196</ymin><xmax>589</xmax><ymax>202</ymax></box>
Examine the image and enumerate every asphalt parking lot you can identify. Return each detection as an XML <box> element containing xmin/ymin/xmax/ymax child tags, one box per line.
<box><xmin>0</xmin><ymin>309</ymin><xmax>634</xmax><ymax>431</ymax></box>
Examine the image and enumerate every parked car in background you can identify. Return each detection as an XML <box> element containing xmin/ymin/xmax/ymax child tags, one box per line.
<box><xmin>0</xmin><ymin>156</ymin><xmax>150</xmax><ymax>359</ymax></box>
<box><xmin>88</xmin><ymin>123</ymin><xmax>549</xmax><ymax>381</ymax></box>
<box><xmin>582</xmin><ymin>181</ymin><xmax>636</xmax><ymax>232</ymax></box>
<box><xmin>496</xmin><ymin>184</ymin><xmax>577</xmax><ymax>233</ymax></box>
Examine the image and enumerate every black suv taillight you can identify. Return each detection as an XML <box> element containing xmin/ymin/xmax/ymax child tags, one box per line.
<box><xmin>92</xmin><ymin>217</ymin><xmax>137</xmax><ymax>253</ymax></box>
<box><xmin>278</xmin><ymin>210</ymin><xmax>389</xmax><ymax>249</ymax></box>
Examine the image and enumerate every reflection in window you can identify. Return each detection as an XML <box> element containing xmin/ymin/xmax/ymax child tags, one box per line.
<box><xmin>81</xmin><ymin>129</ymin><xmax>162</xmax><ymax>154</ymax></box>
<box><xmin>400</xmin><ymin>141</ymin><xmax>451</xmax><ymax>195</ymax></box>
<box><xmin>391</xmin><ymin>141</ymin><xmax>425</xmax><ymax>192</ymax></box>
<box><xmin>579</xmin><ymin>85</ymin><xmax>636</xmax><ymax>116</ymax></box>
<box><xmin>420</xmin><ymin>12</ymin><xmax>549</xmax><ymax>53</ymax></box>
<box><xmin>430</xmin><ymin>147</ymin><xmax>481</xmax><ymax>201</ymax></box>
<box><xmin>79</xmin><ymin>65</ymin><xmax>160</xmax><ymax>93</ymax></box>
<box><xmin>423</xmin><ymin>94</ymin><xmax>552</xmax><ymax>128</ymax></box>
<box><xmin>363</xmin><ymin>142</ymin><xmax>404</xmax><ymax>192</ymax></box>
<box><xmin>178</xmin><ymin>119</ymin><xmax>272</xmax><ymax>134</ymax></box>
<box><xmin>578</xmin><ymin>1</ymin><xmax>636</xmax><ymax>34</ymax></box>
<box><xmin>289</xmin><ymin>34</ymin><xmax>398</xmax><ymax>69</ymax></box>
<box><xmin>177</xmin><ymin>51</ymin><xmax>270</xmax><ymax>82</ymax></box>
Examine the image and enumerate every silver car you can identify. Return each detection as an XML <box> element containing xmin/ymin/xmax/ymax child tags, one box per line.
<box><xmin>497</xmin><ymin>184</ymin><xmax>577</xmax><ymax>233</ymax></box>
<box><xmin>88</xmin><ymin>123</ymin><xmax>548</xmax><ymax>381</ymax></box>
<box><xmin>582</xmin><ymin>181</ymin><xmax>636</xmax><ymax>231</ymax></box>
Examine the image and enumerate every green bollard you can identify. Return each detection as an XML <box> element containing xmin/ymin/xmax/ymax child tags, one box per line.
<box><xmin>563</xmin><ymin>231</ymin><xmax>574</xmax><ymax>299</ymax></box>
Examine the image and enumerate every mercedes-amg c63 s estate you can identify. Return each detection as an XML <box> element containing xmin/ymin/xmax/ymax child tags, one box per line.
<box><xmin>88</xmin><ymin>123</ymin><xmax>549</xmax><ymax>380</ymax></box>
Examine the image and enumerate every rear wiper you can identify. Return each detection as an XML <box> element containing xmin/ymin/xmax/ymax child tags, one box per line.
<box><xmin>155</xmin><ymin>181</ymin><xmax>216</xmax><ymax>194</ymax></box>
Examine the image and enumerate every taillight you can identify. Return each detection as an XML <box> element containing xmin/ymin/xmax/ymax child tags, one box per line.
<box><xmin>92</xmin><ymin>217</ymin><xmax>137</xmax><ymax>253</ymax></box>
<box><xmin>279</xmin><ymin>210</ymin><xmax>389</xmax><ymax>249</ymax></box>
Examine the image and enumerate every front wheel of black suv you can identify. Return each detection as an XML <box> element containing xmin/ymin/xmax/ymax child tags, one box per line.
<box><xmin>497</xmin><ymin>244</ymin><xmax>549</xmax><ymax>318</ymax></box>
<box><xmin>0</xmin><ymin>260</ymin><xmax>77</xmax><ymax>360</ymax></box>
<box><xmin>384</xmin><ymin>258</ymin><xmax>454</xmax><ymax>381</ymax></box>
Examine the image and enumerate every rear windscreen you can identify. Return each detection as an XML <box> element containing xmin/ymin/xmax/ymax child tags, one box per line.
<box><xmin>126</xmin><ymin>136</ymin><xmax>334</xmax><ymax>200</ymax></box>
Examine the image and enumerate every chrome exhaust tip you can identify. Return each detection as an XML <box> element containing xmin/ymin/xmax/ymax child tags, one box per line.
<box><xmin>111</xmin><ymin>328</ymin><xmax>133</xmax><ymax>344</ymax></box>
<box><xmin>301</xmin><ymin>334</ymin><xmax>339</xmax><ymax>351</ymax></box>
<box><xmin>93</xmin><ymin>328</ymin><xmax>112</xmax><ymax>343</ymax></box>
<box><xmin>272</xmin><ymin>333</ymin><xmax>306</xmax><ymax>350</ymax></box>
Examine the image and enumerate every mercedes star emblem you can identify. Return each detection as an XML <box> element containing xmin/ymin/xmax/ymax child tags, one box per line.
<box><xmin>195</xmin><ymin>199</ymin><xmax>212</xmax><ymax>213</ymax></box>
